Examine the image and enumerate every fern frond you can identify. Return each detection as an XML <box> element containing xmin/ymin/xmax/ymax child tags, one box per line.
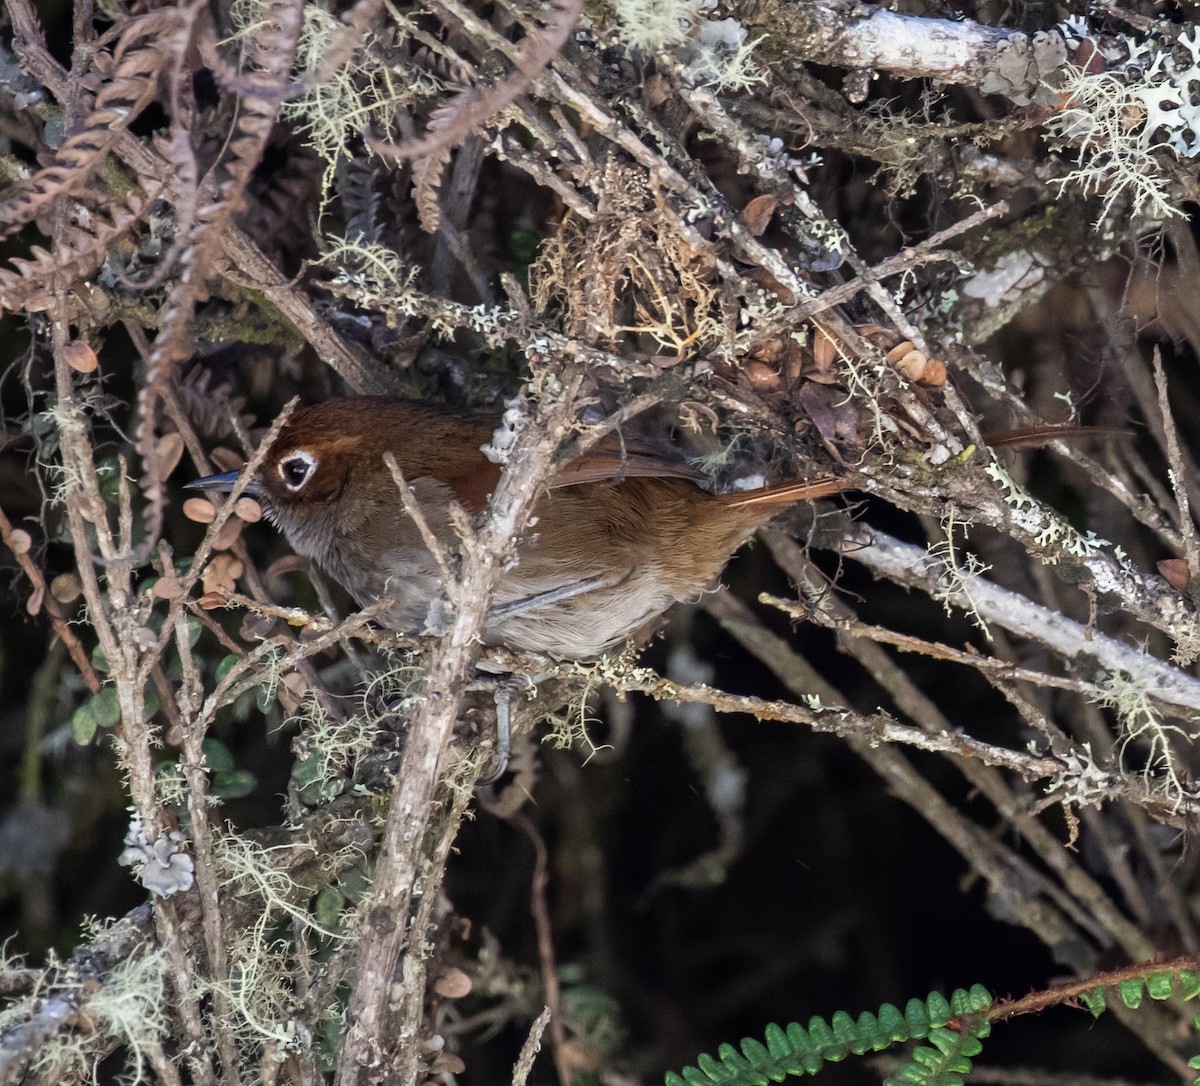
<box><xmin>665</xmin><ymin>988</ymin><xmax>993</xmax><ymax>1086</ymax></box>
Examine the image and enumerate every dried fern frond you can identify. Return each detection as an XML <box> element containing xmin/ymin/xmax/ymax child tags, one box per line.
<box><xmin>0</xmin><ymin>184</ymin><xmax>160</xmax><ymax>314</ymax></box>
<box><xmin>0</xmin><ymin>10</ymin><xmax>182</xmax><ymax>240</ymax></box>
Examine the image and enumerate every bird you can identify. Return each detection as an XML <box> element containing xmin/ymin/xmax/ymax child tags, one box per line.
<box><xmin>186</xmin><ymin>396</ymin><xmax>846</xmax><ymax>659</ymax></box>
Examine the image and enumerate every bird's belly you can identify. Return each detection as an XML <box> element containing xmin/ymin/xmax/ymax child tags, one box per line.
<box><xmin>484</xmin><ymin>570</ymin><xmax>679</xmax><ymax>658</ymax></box>
<box><xmin>331</xmin><ymin>546</ymin><xmax>685</xmax><ymax>658</ymax></box>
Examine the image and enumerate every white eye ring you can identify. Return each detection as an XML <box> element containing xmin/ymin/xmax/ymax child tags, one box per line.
<box><xmin>278</xmin><ymin>450</ymin><xmax>318</xmax><ymax>491</ymax></box>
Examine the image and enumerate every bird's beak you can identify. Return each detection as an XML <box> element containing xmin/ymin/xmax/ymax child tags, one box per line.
<box><xmin>186</xmin><ymin>470</ymin><xmax>254</xmax><ymax>494</ymax></box>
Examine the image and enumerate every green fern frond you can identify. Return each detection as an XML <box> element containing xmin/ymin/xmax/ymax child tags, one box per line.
<box><xmin>665</xmin><ymin>987</ymin><xmax>993</xmax><ymax>1086</ymax></box>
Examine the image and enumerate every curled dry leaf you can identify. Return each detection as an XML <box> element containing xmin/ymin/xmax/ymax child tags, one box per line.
<box><xmin>812</xmin><ymin>326</ymin><xmax>837</xmax><ymax>372</ymax></box>
<box><xmin>276</xmin><ymin>671</ymin><xmax>309</xmax><ymax>715</ymax></box>
<box><xmin>157</xmin><ymin>432</ymin><xmax>186</xmax><ymax>477</ymax></box>
<box><xmin>1159</xmin><ymin>558</ymin><xmax>1190</xmax><ymax>592</ymax></box>
<box><xmin>198</xmin><ymin>591</ymin><xmax>228</xmax><ymax>610</ymax></box>
<box><xmin>50</xmin><ymin>572</ymin><xmax>83</xmax><ymax>605</ymax></box>
<box><xmin>744</xmin><ymin>360</ymin><xmax>781</xmax><ymax>392</ymax></box>
<box><xmin>62</xmin><ymin>340</ymin><xmax>98</xmax><ymax>374</ymax></box>
<box><xmin>202</xmin><ymin>553</ymin><xmax>243</xmax><ymax>597</ymax></box>
<box><xmin>234</xmin><ymin>497</ymin><xmax>262</xmax><ymax>523</ymax></box>
<box><xmin>183</xmin><ymin>497</ymin><xmax>218</xmax><ymax>524</ymax></box>
<box><xmin>742</xmin><ymin>193</ymin><xmax>778</xmax><ymax>236</ymax></box>
<box><xmin>8</xmin><ymin>528</ymin><xmax>31</xmax><ymax>556</ymax></box>
<box><xmin>889</xmin><ymin>346</ymin><xmax>948</xmax><ymax>386</ymax></box>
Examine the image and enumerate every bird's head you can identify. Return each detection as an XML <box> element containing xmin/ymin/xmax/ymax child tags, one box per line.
<box><xmin>186</xmin><ymin>397</ymin><xmax>500</xmax><ymax>529</ymax></box>
<box><xmin>185</xmin><ymin>400</ymin><xmax>378</xmax><ymax>519</ymax></box>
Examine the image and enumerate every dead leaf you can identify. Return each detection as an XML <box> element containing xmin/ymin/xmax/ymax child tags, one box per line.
<box><xmin>744</xmin><ymin>360</ymin><xmax>781</xmax><ymax>391</ymax></box>
<box><xmin>50</xmin><ymin>572</ymin><xmax>83</xmax><ymax>605</ymax></box>
<box><xmin>434</xmin><ymin>968</ymin><xmax>473</xmax><ymax>999</ymax></box>
<box><xmin>183</xmin><ymin>497</ymin><xmax>218</xmax><ymax>524</ymax></box>
<box><xmin>213</xmin><ymin>518</ymin><xmax>244</xmax><ymax>551</ymax></box>
<box><xmin>157</xmin><ymin>432</ymin><xmax>186</xmax><ymax>477</ymax></box>
<box><xmin>62</xmin><ymin>341</ymin><xmax>98</xmax><ymax>374</ymax></box>
<box><xmin>742</xmin><ymin>194</ymin><xmax>778</xmax><ymax>236</ymax></box>
<box><xmin>211</xmin><ymin>447</ymin><xmax>243</xmax><ymax>472</ymax></box>
<box><xmin>234</xmin><ymin>497</ymin><xmax>263</xmax><ymax>523</ymax></box>
<box><xmin>1159</xmin><ymin>558</ymin><xmax>1190</xmax><ymax>592</ymax></box>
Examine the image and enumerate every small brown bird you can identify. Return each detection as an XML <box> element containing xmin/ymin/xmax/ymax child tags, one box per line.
<box><xmin>188</xmin><ymin>396</ymin><xmax>843</xmax><ymax>658</ymax></box>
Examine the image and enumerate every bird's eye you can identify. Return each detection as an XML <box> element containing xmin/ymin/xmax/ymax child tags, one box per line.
<box><xmin>278</xmin><ymin>451</ymin><xmax>317</xmax><ymax>491</ymax></box>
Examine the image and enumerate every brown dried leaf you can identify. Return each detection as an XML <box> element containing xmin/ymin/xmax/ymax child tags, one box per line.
<box><xmin>153</xmin><ymin>575</ymin><xmax>185</xmax><ymax>600</ymax></box>
<box><xmin>434</xmin><ymin>968</ymin><xmax>473</xmax><ymax>998</ymax></box>
<box><xmin>63</xmin><ymin>340</ymin><xmax>98</xmax><ymax>373</ymax></box>
<box><xmin>183</xmin><ymin>497</ymin><xmax>218</xmax><ymax>524</ymax></box>
<box><xmin>885</xmin><ymin>340</ymin><xmax>916</xmax><ymax>364</ymax></box>
<box><xmin>893</xmin><ymin>348</ymin><xmax>928</xmax><ymax>382</ymax></box>
<box><xmin>211</xmin><ymin>447</ymin><xmax>244</xmax><ymax>472</ymax></box>
<box><xmin>1159</xmin><ymin>558</ymin><xmax>1190</xmax><ymax>592</ymax></box>
<box><xmin>744</xmin><ymin>360</ymin><xmax>781</xmax><ymax>392</ymax></box>
<box><xmin>742</xmin><ymin>194</ymin><xmax>778</xmax><ymax>236</ymax></box>
<box><xmin>812</xmin><ymin>327</ymin><xmax>837</xmax><ymax>372</ymax></box>
<box><xmin>157</xmin><ymin>432</ymin><xmax>186</xmax><ymax>477</ymax></box>
<box><xmin>26</xmin><ymin>583</ymin><xmax>43</xmax><ymax>616</ymax></box>
<box><xmin>213</xmin><ymin>518</ymin><xmax>244</xmax><ymax>551</ymax></box>
<box><xmin>199</xmin><ymin>591</ymin><xmax>228</xmax><ymax>610</ymax></box>
<box><xmin>234</xmin><ymin>497</ymin><xmax>263</xmax><ymax>523</ymax></box>
<box><xmin>921</xmin><ymin>357</ymin><xmax>948</xmax><ymax>387</ymax></box>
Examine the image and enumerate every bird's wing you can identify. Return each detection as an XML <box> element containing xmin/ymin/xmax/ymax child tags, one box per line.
<box><xmin>550</xmin><ymin>433</ymin><xmax>708</xmax><ymax>488</ymax></box>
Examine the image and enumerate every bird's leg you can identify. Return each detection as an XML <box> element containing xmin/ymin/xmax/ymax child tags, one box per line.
<box><xmin>488</xmin><ymin>568</ymin><xmax>633</xmax><ymax>620</ymax></box>
<box><xmin>469</xmin><ymin>670</ymin><xmax>547</xmax><ymax>784</ymax></box>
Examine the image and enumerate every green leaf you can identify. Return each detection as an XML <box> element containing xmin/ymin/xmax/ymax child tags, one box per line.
<box><xmin>1080</xmin><ymin>987</ymin><xmax>1106</xmax><ymax>1017</ymax></box>
<box><xmin>1118</xmin><ymin>980</ymin><xmax>1144</xmax><ymax>1009</ymax></box>
<box><xmin>877</xmin><ymin>1003</ymin><xmax>905</xmax><ymax>1040</ymax></box>
<box><xmin>904</xmin><ymin>999</ymin><xmax>930</xmax><ymax>1038</ymax></box>
<box><xmin>202</xmin><ymin>738</ymin><xmax>236</xmax><ymax>773</ymax></box>
<box><xmin>1180</xmin><ymin>972</ymin><xmax>1200</xmax><ymax>1000</ymax></box>
<box><xmin>216</xmin><ymin>654</ymin><xmax>239</xmax><ymax>683</ymax></box>
<box><xmin>314</xmin><ymin>885</ymin><xmax>345</xmax><ymax>929</ymax></box>
<box><xmin>925</xmin><ymin>992</ymin><xmax>951</xmax><ymax>1026</ymax></box>
<box><xmin>91</xmin><ymin>686</ymin><xmax>121</xmax><ymax>728</ymax></box>
<box><xmin>950</xmin><ymin>985</ymin><xmax>992</xmax><ymax>1015</ymax></box>
<box><xmin>830</xmin><ymin>1010</ymin><xmax>856</xmax><ymax>1047</ymax></box>
<box><xmin>739</xmin><ymin>1037</ymin><xmax>770</xmax><ymax>1069</ymax></box>
<box><xmin>807</xmin><ymin>1017</ymin><xmax>844</xmax><ymax>1059</ymax></box>
<box><xmin>71</xmin><ymin>703</ymin><xmax>97</xmax><ymax>744</ymax></box>
<box><xmin>212</xmin><ymin>769</ymin><xmax>257</xmax><ymax>798</ymax></box>
<box><xmin>257</xmin><ymin>683</ymin><xmax>274</xmax><ymax>713</ymax></box>
<box><xmin>1147</xmin><ymin>972</ymin><xmax>1174</xmax><ymax>1000</ymax></box>
<box><xmin>763</xmin><ymin>1023</ymin><xmax>789</xmax><ymax>1061</ymax></box>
